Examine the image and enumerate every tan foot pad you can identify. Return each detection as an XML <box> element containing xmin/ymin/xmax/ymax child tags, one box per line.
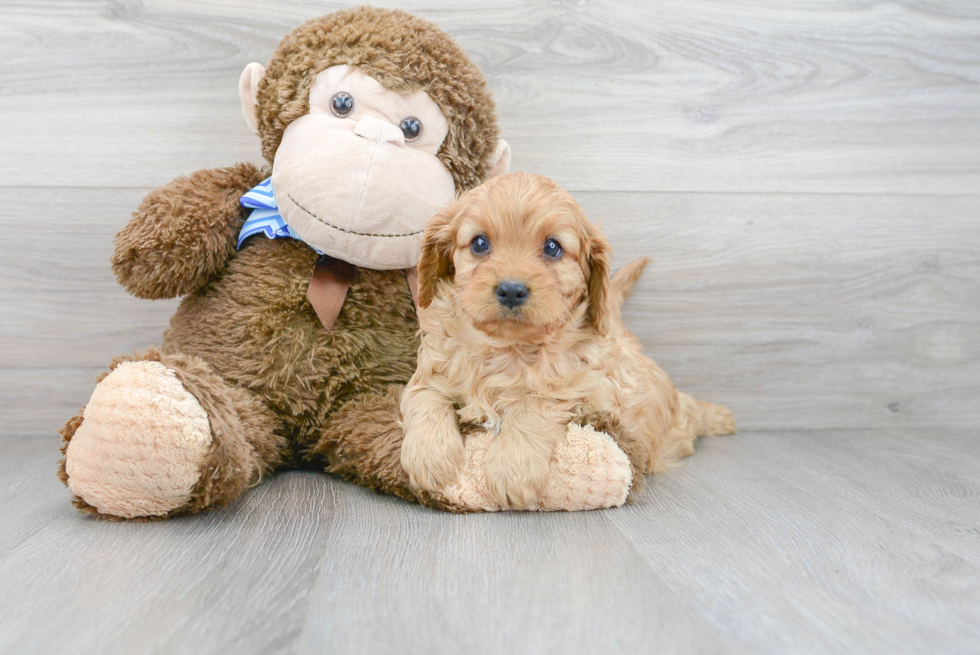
<box><xmin>65</xmin><ymin>361</ymin><xmax>213</xmax><ymax>518</ymax></box>
<box><xmin>442</xmin><ymin>424</ymin><xmax>633</xmax><ymax>512</ymax></box>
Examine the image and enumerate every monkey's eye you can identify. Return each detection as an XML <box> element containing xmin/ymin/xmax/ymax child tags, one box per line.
<box><xmin>330</xmin><ymin>92</ymin><xmax>355</xmax><ymax>118</ymax></box>
<box><xmin>543</xmin><ymin>238</ymin><xmax>563</xmax><ymax>259</ymax></box>
<box><xmin>471</xmin><ymin>235</ymin><xmax>490</xmax><ymax>255</ymax></box>
<box><xmin>399</xmin><ymin>117</ymin><xmax>422</xmax><ymax>142</ymax></box>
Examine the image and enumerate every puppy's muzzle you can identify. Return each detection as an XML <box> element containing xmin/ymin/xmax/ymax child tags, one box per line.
<box><xmin>495</xmin><ymin>280</ymin><xmax>529</xmax><ymax>309</ymax></box>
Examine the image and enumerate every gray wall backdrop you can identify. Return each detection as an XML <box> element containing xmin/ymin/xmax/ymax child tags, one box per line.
<box><xmin>1</xmin><ymin>0</ymin><xmax>978</xmax><ymax>434</ymax></box>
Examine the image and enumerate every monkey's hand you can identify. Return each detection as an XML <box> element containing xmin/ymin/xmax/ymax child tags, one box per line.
<box><xmin>111</xmin><ymin>162</ymin><xmax>268</xmax><ymax>299</ymax></box>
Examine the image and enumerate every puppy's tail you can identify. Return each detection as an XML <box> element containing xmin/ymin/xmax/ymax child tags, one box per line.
<box><xmin>695</xmin><ymin>398</ymin><xmax>737</xmax><ymax>437</ymax></box>
<box><xmin>674</xmin><ymin>392</ymin><xmax>736</xmax><ymax>442</ymax></box>
<box><xmin>608</xmin><ymin>258</ymin><xmax>650</xmax><ymax>319</ymax></box>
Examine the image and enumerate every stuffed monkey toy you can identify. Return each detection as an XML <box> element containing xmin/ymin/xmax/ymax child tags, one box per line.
<box><xmin>57</xmin><ymin>7</ymin><xmax>637</xmax><ymax>519</ymax></box>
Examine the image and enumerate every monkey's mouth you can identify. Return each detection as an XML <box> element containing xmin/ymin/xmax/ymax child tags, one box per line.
<box><xmin>286</xmin><ymin>193</ymin><xmax>424</xmax><ymax>239</ymax></box>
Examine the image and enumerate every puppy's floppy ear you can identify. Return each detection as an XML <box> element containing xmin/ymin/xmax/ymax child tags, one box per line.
<box><xmin>417</xmin><ymin>200</ymin><xmax>460</xmax><ymax>308</ymax></box>
<box><xmin>584</xmin><ymin>224</ymin><xmax>612</xmax><ymax>335</ymax></box>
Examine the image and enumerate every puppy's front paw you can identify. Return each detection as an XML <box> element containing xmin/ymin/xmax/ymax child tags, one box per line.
<box><xmin>401</xmin><ymin>426</ymin><xmax>465</xmax><ymax>493</ymax></box>
<box><xmin>484</xmin><ymin>440</ymin><xmax>551</xmax><ymax>509</ymax></box>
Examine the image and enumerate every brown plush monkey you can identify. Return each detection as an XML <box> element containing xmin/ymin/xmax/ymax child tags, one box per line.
<box><xmin>57</xmin><ymin>7</ymin><xmax>634</xmax><ymax>519</ymax></box>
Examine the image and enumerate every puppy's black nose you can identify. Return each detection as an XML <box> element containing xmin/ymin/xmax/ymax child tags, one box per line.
<box><xmin>495</xmin><ymin>281</ymin><xmax>529</xmax><ymax>309</ymax></box>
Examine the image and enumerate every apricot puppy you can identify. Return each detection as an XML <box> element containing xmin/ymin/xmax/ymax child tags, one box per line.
<box><xmin>400</xmin><ymin>172</ymin><xmax>735</xmax><ymax>508</ymax></box>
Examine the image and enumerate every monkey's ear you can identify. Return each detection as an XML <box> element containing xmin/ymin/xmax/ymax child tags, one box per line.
<box><xmin>239</xmin><ymin>63</ymin><xmax>267</xmax><ymax>135</ymax></box>
<box><xmin>585</xmin><ymin>225</ymin><xmax>612</xmax><ymax>336</ymax></box>
<box><xmin>417</xmin><ymin>202</ymin><xmax>460</xmax><ymax>308</ymax></box>
<box><xmin>486</xmin><ymin>140</ymin><xmax>511</xmax><ymax>179</ymax></box>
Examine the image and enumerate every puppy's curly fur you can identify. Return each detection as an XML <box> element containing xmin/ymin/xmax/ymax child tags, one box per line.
<box><xmin>401</xmin><ymin>173</ymin><xmax>736</xmax><ymax>508</ymax></box>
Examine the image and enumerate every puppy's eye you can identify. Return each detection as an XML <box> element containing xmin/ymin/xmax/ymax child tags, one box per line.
<box><xmin>543</xmin><ymin>238</ymin><xmax>563</xmax><ymax>259</ymax></box>
<box><xmin>399</xmin><ymin>117</ymin><xmax>422</xmax><ymax>142</ymax></box>
<box><xmin>471</xmin><ymin>235</ymin><xmax>490</xmax><ymax>255</ymax></box>
<box><xmin>330</xmin><ymin>92</ymin><xmax>355</xmax><ymax>118</ymax></box>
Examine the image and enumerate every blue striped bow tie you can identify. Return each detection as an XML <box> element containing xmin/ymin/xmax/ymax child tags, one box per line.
<box><xmin>238</xmin><ymin>177</ymin><xmax>324</xmax><ymax>255</ymax></box>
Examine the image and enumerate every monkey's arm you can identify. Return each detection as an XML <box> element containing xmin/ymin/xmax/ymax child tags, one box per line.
<box><xmin>111</xmin><ymin>163</ymin><xmax>268</xmax><ymax>299</ymax></box>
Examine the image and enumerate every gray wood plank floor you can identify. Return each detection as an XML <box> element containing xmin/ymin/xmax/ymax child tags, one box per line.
<box><xmin>1</xmin><ymin>1</ymin><xmax>978</xmax><ymax>653</ymax></box>
<box><xmin>1</xmin><ymin>431</ymin><xmax>977</xmax><ymax>654</ymax></box>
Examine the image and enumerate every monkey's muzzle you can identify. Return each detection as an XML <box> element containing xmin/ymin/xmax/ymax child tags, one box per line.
<box><xmin>271</xmin><ymin>113</ymin><xmax>456</xmax><ymax>269</ymax></box>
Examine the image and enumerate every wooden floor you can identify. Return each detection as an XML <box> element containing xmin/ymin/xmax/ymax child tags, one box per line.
<box><xmin>0</xmin><ymin>430</ymin><xmax>976</xmax><ymax>654</ymax></box>
<box><xmin>2</xmin><ymin>1</ymin><xmax>979</xmax><ymax>653</ymax></box>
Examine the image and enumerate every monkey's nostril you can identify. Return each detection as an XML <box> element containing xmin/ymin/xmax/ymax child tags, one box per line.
<box><xmin>495</xmin><ymin>281</ymin><xmax>529</xmax><ymax>309</ymax></box>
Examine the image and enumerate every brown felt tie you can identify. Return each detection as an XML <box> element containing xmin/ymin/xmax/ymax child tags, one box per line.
<box><xmin>404</xmin><ymin>267</ymin><xmax>420</xmax><ymax>309</ymax></box>
<box><xmin>307</xmin><ymin>258</ymin><xmax>421</xmax><ymax>332</ymax></box>
<box><xmin>307</xmin><ymin>255</ymin><xmax>356</xmax><ymax>332</ymax></box>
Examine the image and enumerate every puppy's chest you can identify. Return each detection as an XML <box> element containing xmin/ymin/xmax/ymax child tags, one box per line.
<box><xmin>442</xmin><ymin>349</ymin><xmax>596</xmax><ymax>423</ymax></box>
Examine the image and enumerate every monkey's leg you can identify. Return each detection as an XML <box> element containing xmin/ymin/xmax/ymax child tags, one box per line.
<box><xmin>311</xmin><ymin>387</ymin><xmax>634</xmax><ymax>512</ymax></box>
<box><xmin>58</xmin><ymin>348</ymin><xmax>287</xmax><ymax>520</ymax></box>
<box><xmin>310</xmin><ymin>387</ymin><xmax>455</xmax><ymax>510</ymax></box>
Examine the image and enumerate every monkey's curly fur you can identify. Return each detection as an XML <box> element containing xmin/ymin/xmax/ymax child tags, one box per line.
<box><xmin>58</xmin><ymin>8</ymin><xmax>502</xmax><ymax>518</ymax></box>
<box><xmin>257</xmin><ymin>6</ymin><xmax>501</xmax><ymax>190</ymax></box>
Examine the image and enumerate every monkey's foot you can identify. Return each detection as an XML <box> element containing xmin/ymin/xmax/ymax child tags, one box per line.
<box><xmin>443</xmin><ymin>424</ymin><xmax>633</xmax><ymax>512</ymax></box>
<box><xmin>63</xmin><ymin>360</ymin><xmax>214</xmax><ymax>519</ymax></box>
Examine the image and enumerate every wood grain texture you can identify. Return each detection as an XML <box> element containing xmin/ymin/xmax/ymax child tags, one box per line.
<box><xmin>0</xmin><ymin>436</ymin><xmax>337</xmax><ymax>655</ymax></box>
<box><xmin>3</xmin><ymin>187</ymin><xmax>977</xmax><ymax>433</ymax></box>
<box><xmin>607</xmin><ymin>429</ymin><xmax>980</xmax><ymax>655</ymax></box>
<box><xmin>1</xmin><ymin>0</ymin><xmax>979</xmax><ymax>192</ymax></box>
<box><xmin>1</xmin><ymin>431</ymin><xmax>976</xmax><ymax>655</ymax></box>
<box><xmin>296</xmin><ymin>488</ymin><xmax>730</xmax><ymax>655</ymax></box>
